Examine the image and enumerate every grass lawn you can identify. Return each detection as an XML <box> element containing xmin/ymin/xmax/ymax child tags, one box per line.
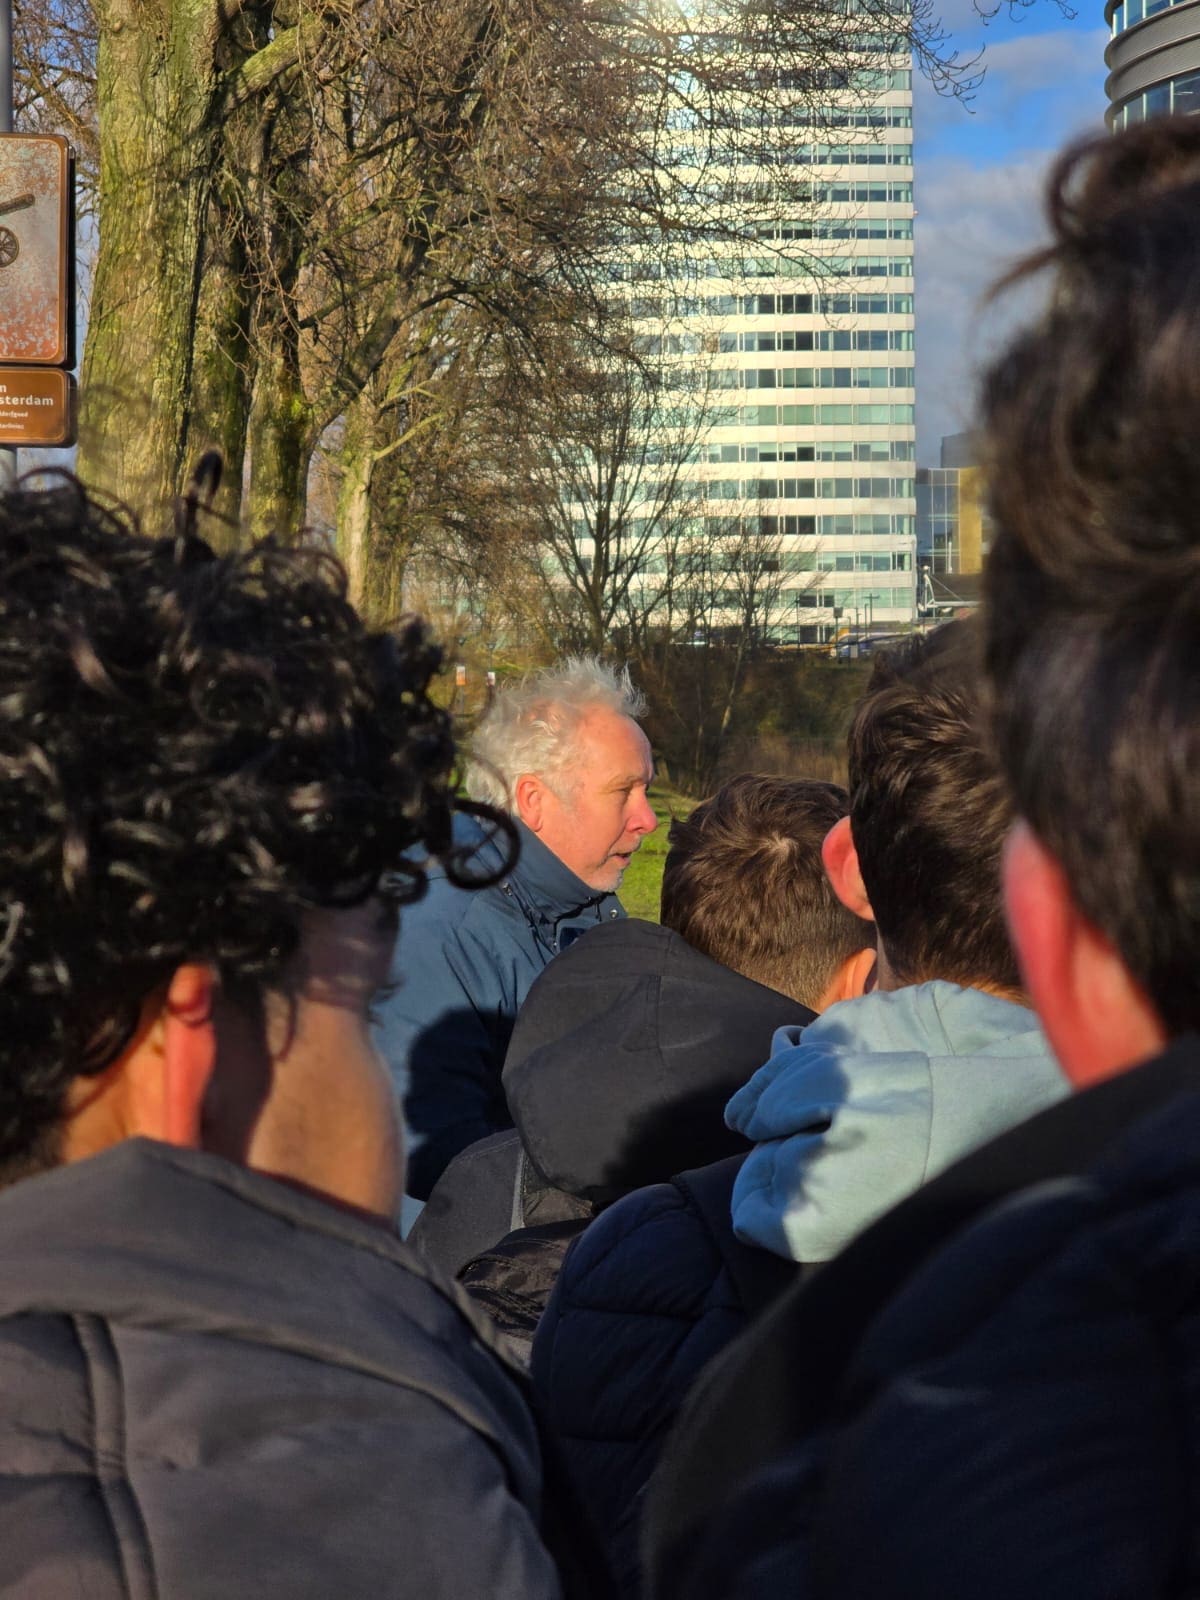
<box><xmin>619</xmin><ymin>784</ymin><xmax>697</xmax><ymax>922</ymax></box>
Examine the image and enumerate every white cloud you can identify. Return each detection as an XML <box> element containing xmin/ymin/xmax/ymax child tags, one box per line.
<box><xmin>915</xmin><ymin>153</ymin><xmax>1053</xmax><ymax>457</ymax></box>
<box><xmin>912</xmin><ymin>19</ymin><xmax>1108</xmax><ymax>458</ymax></box>
<box><xmin>915</xmin><ymin>24</ymin><xmax>1110</xmax><ymax>142</ymax></box>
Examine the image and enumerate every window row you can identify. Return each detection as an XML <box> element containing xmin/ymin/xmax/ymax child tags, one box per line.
<box><xmin>613</xmin><ymin>250</ymin><xmax>912</xmax><ymax>283</ymax></box>
<box><xmin>709</xmin><ymin>366</ymin><xmax>914</xmax><ymax>390</ymax></box>
<box><xmin>706</xmin><ymin>440</ymin><xmax>914</xmax><ymax>463</ymax></box>
<box><xmin>701</xmin><ymin>476</ymin><xmax>914</xmax><ymax>501</ymax></box>
<box><xmin>737</xmin><ymin>106</ymin><xmax>913</xmax><ymax>133</ymax></box>
<box><xmin>777</xmin><ymin>549</ymin><xmax>912</xmax><ymax>572</ymax></box>
<box><xmin>820</xmin><ymin>513</ymin><xmax>915</xmax><ymax>537</ymax></box>
<box><xmin>800</xmin><ymin>142</ymin><xmax>914</xmax><ymax>165</ymax></box>
<box><xmin>1113</xmin><ymin>69</ymin><xmax>1200</xmax><ymax>124</ymax></box>
<box><xmin>717</xmin><ymin>179</ymin><xmax>913</xmax><ymax>206</ymax></box>
<box><xmin>724</xmin><ymin>402</ymin><xmax>916</xmax><ymax>426</ymax></box>
<box><xmin>1111</xmin><ymin>0</ymin><xmax>1191</xmax><ymax>33</ymax></box>
<box><xmin>626</xmin><ymin>291</ymin><xmax>913</xmax><ymax>318</ymax></box>
<box><xmin>801</xmin><ymin>586</ymin><xmax>915</xmax><ymax>608</ymax></box>
<box><xmin>746</xmin><ymin>255</ymin><xmax>912</xmax><ymax>279</ymax></box>
<box><xmin>719</xmin><ymin>329</ymin><xmax>914</xmax><ymax>353</ymax></box>
<box><xmin>762</xmin><ymin>218</ymin><xmax>913</xmax><ymax>241</ymax></box>
<box><xmin>772</xmin><ymin>67</ymin><xmax>911</xmax><ymax>91</ymax></box>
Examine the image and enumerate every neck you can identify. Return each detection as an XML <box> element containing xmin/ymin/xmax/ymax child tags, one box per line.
<box><xmin>875</xmin><ymin>944</ymin><xmax>1028</xmax><ymax>1007</ymax></box>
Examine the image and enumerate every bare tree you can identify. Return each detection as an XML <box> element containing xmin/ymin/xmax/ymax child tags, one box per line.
<box><xmin>16</xmin><ymin>0</ymin><xmax>977</xmax><ymax>546</ymax></box>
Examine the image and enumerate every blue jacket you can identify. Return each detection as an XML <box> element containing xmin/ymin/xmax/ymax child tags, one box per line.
<box><xmin>376</xmin><ymin>814</ymin><xmax>623</xmax><ymax>1199</ymax></box>
<box><xmin>532</xmin><ymin>983</ymin><xmax>1066</xmax><ymax>1598</ymax></box>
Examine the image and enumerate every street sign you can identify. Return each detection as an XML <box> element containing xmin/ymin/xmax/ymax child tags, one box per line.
<box><xmin>0</xmin><ymin>367</ymin><xmax>75</xmax><ymax>445</ymax></box>
<box><xmin>0</xmin><ymin>134</ymin><xmax>73</xmax><ymax>366</ymax></box>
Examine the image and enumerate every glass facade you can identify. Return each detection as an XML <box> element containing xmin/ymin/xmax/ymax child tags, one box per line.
<box><xmin>916</xmin><ymin>468</ymin><xmax>960</xmax><ymax>573</ymax></box>
<box><xmin>1106</xmin><ymin>0</ymin><xmax>1200</xmax><ymax>129</ymax></box>
<box><xmin>1112</xmin><ymin>66</ymin><xmax>1200</xmax><ymax>122</ymax></box>
<box><xmin>1111</xmin><ymin>0</ymin><xmax>1194</xmax><ymax>38</ymax></box>
<box><xmin>665</xmin><ymin>79</ymin><xmax>920</xmax><ymax>639</ymax></box>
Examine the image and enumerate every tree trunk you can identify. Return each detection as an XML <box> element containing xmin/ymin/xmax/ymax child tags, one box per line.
<box><xmin>244</xmin><ymin>300</ymin><xmax>310</xmax><ymax>539</ymax></box>
<box><xmin>335</xmin><ymin>398</ymin><xmax>376</xmax><ymax>609</ymax></box>
<box><xmin>79</xmin><ymin>0</ymin><xmax>222</xmax><ymax>528</ymax></box>
<box><xmin>181</xmin><ymin>190</ymin><xmax>252</xmax><ymax>544</ymax></box>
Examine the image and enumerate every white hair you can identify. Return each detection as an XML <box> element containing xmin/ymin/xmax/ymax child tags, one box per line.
<box><xmin>465</xmin><ymin>656</ymin><xmax>647</xmax><ymax>809</ymax></box>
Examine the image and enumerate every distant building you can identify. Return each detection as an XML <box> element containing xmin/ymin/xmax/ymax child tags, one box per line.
<box><xmin>938</xmin><ymin>430</ymin><xmax>979</xmax><ymax>470</ymax></box>
<box><xmin>616</xmin><ymin>36</ymin><xmax>918</xmax><ymax>647</ymax></box>
<box><xmin>1106</xmin><ymin>0</ymin><xmax>1200</xmax><ymax>125</ymax></box>
<box><xmin>916</xmin><ymin>432</ymin><xmax>986</xmax><ymax>578</ymax></box>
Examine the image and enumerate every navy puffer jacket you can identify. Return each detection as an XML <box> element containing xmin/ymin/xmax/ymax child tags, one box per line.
<box><xmin>531</xmin><ymin>1164</ymin><xmax>796</xmax><ymax>1597</ymax></box>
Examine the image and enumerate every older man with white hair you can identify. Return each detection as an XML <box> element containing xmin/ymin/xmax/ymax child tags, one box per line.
<box><xmin>378</xmin><ymin>656</ymin><xmax>657</xmax><ymax>1200</ymax></box>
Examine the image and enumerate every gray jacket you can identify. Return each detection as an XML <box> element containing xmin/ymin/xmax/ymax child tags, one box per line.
<box><xmin>0</xmin><ymin>1139</ymin><xmax>563</xmax><ymax>1599</ymax></box>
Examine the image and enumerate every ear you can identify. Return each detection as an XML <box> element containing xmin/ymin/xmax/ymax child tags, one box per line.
<box><xmin>159</xmin><ymin>964</ymin><xmax>219</xmax><ymax>1147</ymax></box>
<box><xmin>1004</xmin><ymin>821</ymin><xmax>1166</xmax><ymax>1089</ymax></box>
<box><xmin>513</xmin><ymin>773</ymin><xmax>546</xmax><ymax>833</ymax></box>
<box><xmin>813</xmin><ymin>945</ymin><xmax>878</xmax><ymax>1012</ymax></box>
<box><xmin>822</xmin><ymin>816</ymin><xmax>874</xmax><ymax>922</ymax></box>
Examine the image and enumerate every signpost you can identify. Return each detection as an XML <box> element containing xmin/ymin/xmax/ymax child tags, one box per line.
<box><xmin>0</xmin><ymin>131</ymin><xmax>76</xmax><ymax>452</ymax></box>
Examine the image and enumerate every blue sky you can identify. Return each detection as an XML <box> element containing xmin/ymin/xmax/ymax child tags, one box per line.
<box><xmin>914</xmin><ymin>0</ymin><xmax>1111</xmax><ymax>458</ymax></box>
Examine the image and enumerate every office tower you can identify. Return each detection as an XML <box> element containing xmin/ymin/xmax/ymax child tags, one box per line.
<box><xmin>1106</xmin><ymin>0</ymin><xmax>1200</xmax><ymax>124</ymax></box>
<box><xmin>643</xmin><ymin>24</ymin><xmax>918</xmax><ymax>646</ymax></box>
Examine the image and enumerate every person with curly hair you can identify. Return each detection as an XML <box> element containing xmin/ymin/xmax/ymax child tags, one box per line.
<box><xmin>0</xmin><ymin>475</ymin><xmax>586</xmax><ymax>1600</ymax></box>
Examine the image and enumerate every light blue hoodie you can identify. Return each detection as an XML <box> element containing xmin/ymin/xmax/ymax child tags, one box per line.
<box><xmin>725</xmin><ymin>981</ymin><xmax>1068</xmax><ymax>1264</ymax></box>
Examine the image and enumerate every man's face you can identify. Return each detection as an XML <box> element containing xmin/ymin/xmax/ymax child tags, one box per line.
<box><xmin>534</xmin><ymin>709</ymin><xmax>657</xmax><ymax>892</ymax></box>
<box><xmin>210</xmin><ymin>899</ymin><xmax>405</xmax><ymax>1220</ymax></box>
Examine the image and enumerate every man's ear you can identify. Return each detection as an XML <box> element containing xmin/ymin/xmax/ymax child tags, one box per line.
<box><xmin>813</xmin><ymin>945</ymin><xmax>878</xmax><ymax>1011</ymax></box>
<box><xmin>822</xmin><ymin>816</ymin><xmax>874</xmax><ymax>922</ymax></box>
<box><xmin>1004</xmin><ymin>821</ymin><xmax>1166</xmax><ymax>1088</ymax></box>
<box><xmin>513</xmin><ymin>773</ymin><xmax>544</xmax><ymax>833</ymax></box>
<box><xmin>160</xmin><ymin>964</ymin><xmax>218</xmax><ymax>1147</ymax></box>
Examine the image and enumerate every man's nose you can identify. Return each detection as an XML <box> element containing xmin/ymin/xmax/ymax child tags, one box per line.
<box><xmin>631</xmin><ymin>793</ymin><xmax>657</xmax><ymax>836</ymax></box>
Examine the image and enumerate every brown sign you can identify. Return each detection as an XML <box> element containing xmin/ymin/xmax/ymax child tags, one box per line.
<box><xmin>0</xmin><ymin>135</ymin><xmax>73</xmax><ymax>366</ymax></box>
<box><xmin>0</xmin><ymin>367</ymin><xmax>75</xmax><ymax>445</ymax></box>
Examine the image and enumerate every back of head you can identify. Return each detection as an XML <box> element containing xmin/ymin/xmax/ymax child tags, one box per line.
<box><xmin>465</xmin><ymin>655</ymin><xmax>645</xmax><ymax>808</ymax></box>
<box><xmin>847</xmin><ymin>619</ymin><xmax>1020</xmax><ymax>992</ymax></box>
<box><xmin>981</xmin><ymin>117</ymin><xmax>1200</xmax><ymax>1036</ymax></box>
<box><xmin>661</xmin><ymin>774</ymin><xmax>869</xmax><ymax>1009</ymax></box>
<box><xmin>0</xmin><ymin>477</ymin><xmax>474</xmax><ymax>1183</ymax></box>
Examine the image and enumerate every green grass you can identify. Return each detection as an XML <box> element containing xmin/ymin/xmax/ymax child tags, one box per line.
<box><xmin>619</xmin><ymin>783</ymin><xmax>696</xmax><ymax>922</ymax></box>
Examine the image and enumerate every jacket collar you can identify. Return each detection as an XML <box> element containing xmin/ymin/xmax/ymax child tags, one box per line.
<box><xmin>507</xmin><ymin>819</ymin><xmax>612</xmax><ymax>921</ymax></box>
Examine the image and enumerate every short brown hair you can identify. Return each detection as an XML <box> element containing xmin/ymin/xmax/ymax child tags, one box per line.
<box><xmin>982</xmin><ymin>118</ymin><xmax>1200</xmax><ymax>1035</ymax></box>
<box><xmin>661</xmin><ymin>774</ymin><xmax>871</xmax><ymax>1009</ymax></box>
<box><xmin>847</xmin><ymin>620</ymin><xmax>1020</xmax><ymax>992</ymax></box>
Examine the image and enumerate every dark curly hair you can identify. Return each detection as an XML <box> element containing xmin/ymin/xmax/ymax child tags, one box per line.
<box><xmin>981</xmin><ymin>117</ymin><xmax>1200</xmax><ymax>1035</ymax></box>
<box><xmin>0</xmin><ymin>475</ymin><xmax>512</xmax><ymax>1179</ymax></box>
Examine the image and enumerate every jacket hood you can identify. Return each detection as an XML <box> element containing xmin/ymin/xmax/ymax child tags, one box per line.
<box><xmin>503</xmin><ymin>919</ymin><xmax>812</xmax><ymax>1205</ymax></box>
<box><xmin>726</xmin><ymin>981</ymin><xmax>1069</xmax><ymax>1263</ymax></box>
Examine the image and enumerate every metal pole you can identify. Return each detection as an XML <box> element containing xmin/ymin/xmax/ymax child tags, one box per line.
<box><xmin>0</xmin><ymin>0</ymin><xmax>11</xmax><ymax>135</ymax></box>
<box><xmin>0</xmin><ymin>0</ymin><xmax>15</xmax><ymax>493</ymax></box>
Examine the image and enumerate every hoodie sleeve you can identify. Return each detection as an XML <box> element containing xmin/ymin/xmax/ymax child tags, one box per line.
<box><xmin>729</xmin><ymin>1046</ymin><xmax>935</xmax><ymax>1265</ymax></box>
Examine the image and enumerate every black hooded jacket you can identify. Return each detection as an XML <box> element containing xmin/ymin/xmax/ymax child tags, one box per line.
<box><xmin>644</xmin><ymin>1036</ymin><xmax>1200</xmax><ymax>1600</ymax></box>
<box><xmin>408</xmin><ymin>920</ymin><xmax>810</xmax><ymax>1351</ymax></box>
